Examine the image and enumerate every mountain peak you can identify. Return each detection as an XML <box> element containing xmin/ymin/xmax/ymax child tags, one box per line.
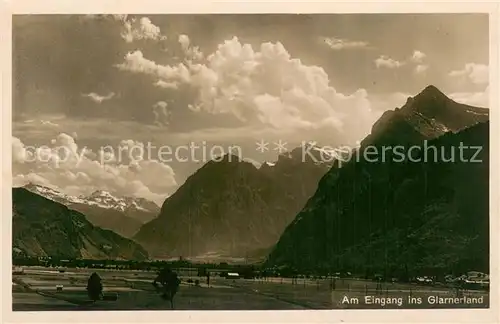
<box><xmin>22</xmin><ymin>183</ymin><xmax>159</xmax><ymax>213</ymax></box>
<box><xmin>415</xmin><ymin>85</ymin><xmax>449</xmax><ymax>101</ymax></box>
<box><xmin>421</xmin><ymin>84</ymin><xmax>446</xmax><ymax>96</ymax></box>
<box><xmin>22</xmin><ymin>183</ymin><xmax>85</xmax><ymax>205</ymax></box>
<box><xmin>89</xmin><ymin>190</ymin><xmax>115</xmax><ymax>198</ymax></box>
<box><xmin>403</xmin><ymin>85</ymin><xmax>450</xmax><ymax>109</ymax></box>
<box><xmin>363</xmin><ymin>84</ymin><xmax>489</xmax><ymax>146</ymax></box>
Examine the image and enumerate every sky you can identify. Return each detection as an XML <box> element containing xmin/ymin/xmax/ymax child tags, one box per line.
<box><xmin>11</xmin><ymin>14</ymin><xmax>490</xmax><ymax>205</ymax></box>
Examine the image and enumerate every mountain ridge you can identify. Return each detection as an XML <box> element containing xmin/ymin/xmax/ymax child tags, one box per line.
<box><xmin>22</xmin><ymin>183</ymin><xmax>160</xmax><ymax>237</ymax></box>
<box><xmin>133</xmin><ymin>147</ymin><xmax>332</xmax><ymax>259</ymax></box>
<box><xmin>22</xmin><ymin>183</ymin><xmax>160</xmax><ymax>214</ymax></box>
<box><xmin>12</xmin><ymin>187</ymin><xmax>149</xmax><ymax>260</ymax></box>
<box><xmin>265</xmin><ymin>85</ymin><xmax>489</xmax><ymax>276</ymax></box>
<box><xmin>362</xmin><ymin>85</ymin><xmax>488</xmax><ymax>147</ymax></box>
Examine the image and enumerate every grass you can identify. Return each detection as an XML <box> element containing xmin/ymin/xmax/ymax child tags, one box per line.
<box><xmin>13</xmin><ymin>268</ymin><xmax>490</xmax><ymax>310</ymax></box>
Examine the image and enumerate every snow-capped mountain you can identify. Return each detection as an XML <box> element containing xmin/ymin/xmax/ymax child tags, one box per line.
<box><xmin>12</xmin><ymin>187</ymin><xmax>148</xmax><ymax>260</ymax></box>
<box><xmin>22</xmin><ymin>182</ymin><xmax>86</xmax><ymax>205</ymax></box>
<box><xmin>23</xmin><ymin>183</ymin><xmax>159</xmax><ymax>214</ymax></box>
<box><xmin>84</xmin><ymin>190</ymin><xmax>160</xmax><ymax>213</ymax></box>
<box><xmin>22</xmin><ymin>183</ymin><xmax>161</xmax><ymax>238</ymax></box>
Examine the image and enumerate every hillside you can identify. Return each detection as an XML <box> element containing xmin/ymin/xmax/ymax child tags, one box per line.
<box><xmin>23</xmin><ymin>184</ymin><xmax>160</xmax><ymax>238</ymax></box>
<box><xmin>12</xmin><ymin>188</ymin><xmax>149</xmax><ymax>260</ymax></box>
<box><xmin>266</xmin><ymin>86</ymin><xmax>489</xmax><ymax>277</ymax></box>
<box><xmin>133</xmin><ymin>149</ymin><xmax>332</xmax><ymax>259</ymax></box>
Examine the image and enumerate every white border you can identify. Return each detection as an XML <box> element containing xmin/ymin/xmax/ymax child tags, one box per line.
<box><xmin>1</xmin><ymin>1</ymin><xmax>499</xmax><ymax>323</ymax></box>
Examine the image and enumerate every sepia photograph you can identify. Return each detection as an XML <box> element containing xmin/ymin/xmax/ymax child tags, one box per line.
<box><xmin>5</xmin><ymin>6</ymin><xmax>496</xmax><ymax>319</ymax></box>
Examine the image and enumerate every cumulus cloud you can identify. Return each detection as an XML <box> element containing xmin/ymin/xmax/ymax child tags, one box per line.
<box><xmin>152</xmin><ymin>101</ymin><xmax>172</xmax><ymax>126</ymax></box>
<box><xmin>375</xmin><ymin>55</ymin><xmax>404</xmax><ymax>69</ymax></box>
<box><xmin>121</xmin><ymin>17</ymin><xmax>166</xmax><ymax>43</ymax></box>
<box><xmin>410</xmin><ymin>50</ymin><xmax>426</xmax><ymax>63</ymax></box>
<box><xmin>178</xmin><ymin>34</ymin><xmax>190</xmax><ymax>50</ymax></box>
<box><xmin>116</xmin><ymin>50</ymin><xmax>191</xmax><ymax>83</ymax></box>
<box><xmin>84</xmin><ymin>14</ymin><xmax>166</xmax><ymax>44</ymax></box>
<box><xmin>82</xmin><ymin>91</ymin><xmax>116</xmax><ymax>103</ymax></box>
<box><xmin>198</xmin><ymin>38</ymin><xmax>378</xmax><ymax>136</ymax></box>
<box><xmin>12</xmin><ymin>134</ymin><xmax>177</xmax><ymax>205</ymax></box>
<box><xmin>116</xmin><ymin>36</ymin><xmax>381</xmax><ymax>143</ymax></box>
<box><xmin>178</xmin><ymin>34</ymin><xmax>204</xmax><ymax>61</ymax></box>
<box><xmin>155</xmin><ymin>80</ymin><xmax>179</xmax><ymax>89</ymax></box>
<box><xmin>449</xmin><ymin>63</ymin><xmax>489</xmax><ymax>85</ymax></box>
<box><xmin>12</xmin><ymin>137</ymin><xmax>31</xmax><ymax>164</ymax></box>
<box><xmin>375</xmin><ymin>50</ymin><xmax>426</xmax><ymax>72</ymax></box>
<box><xmin>319</xmin><ymin>36</ymin><xmax>370</xmax><ymax>50</ymax></box>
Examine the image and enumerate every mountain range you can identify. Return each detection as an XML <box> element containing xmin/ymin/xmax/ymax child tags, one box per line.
<box><xmin>12</xmin><ymin>187</ymin><xmax>149</xmax><ymax>260</ymax></box>
<box><xmin>133</xmin><ymin>147</ymin><xmax>333</xmax><ymax>259</ymax></box>
<box><xmin>12</xmin><ymin>85</ymin><xmax>490</xmax><ymax>272</ymax></box>
<box><xmin>265</xmin><ymin>85</ymin><xmax>489</xmax><ymax>276</ymax></box>
<box><xmin>23</xmin><ymin>183</ymin><xmax>160</xmax><ymax>238</ymax></box>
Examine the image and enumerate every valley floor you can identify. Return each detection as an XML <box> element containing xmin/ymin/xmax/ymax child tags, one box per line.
<box><xmin>12</xmin><ymin>267</ymin><xmax>489</xmax><ymax>310</ymax></box>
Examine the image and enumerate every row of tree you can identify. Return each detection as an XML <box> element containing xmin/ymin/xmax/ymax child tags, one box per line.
<box><xmin>14</xmin><ymin>256</ymin><xmax>477</xmax><ymax>283</ymax></box>
<box><xmin>12</xmin><ymin>256</ymin><xmax>260</xmax><ymax>274</ymax></box>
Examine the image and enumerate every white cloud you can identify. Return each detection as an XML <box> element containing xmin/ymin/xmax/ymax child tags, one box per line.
<box><xmin>375</xmin><ymin>55</ymin><xmax>404</xmax><ymax>69</ymax></box>
<box><xmin>319</xmin><ymin>36</ymin><xmax>370</xmax><ymax>50</ymax></box>
<box><xmin>153</xmin><ymin>101</ymin><xmax>168</xmax><ymax>109</ymax></box>
<box><xmin>12</xmin><ymin>137</ymin><xmax>32</xmax><ymax>164</ymax></box>
<box><xmin>178</xmin><ymin>34</ymin><xmax>190</xmax><ymax>50</ymax></box>
<box><xmin>117</xmin><ymin>37</ymin><xmax>393</xmax><ymax>143</ymax></box>
<box><xmin>410</xmin><ymin>50</ymin><xmax>426</xmax><ymax>63</ymax></box>
<box><xmin>121</xmin><ymin>17</ymin><xmax>166</xmax><ymax>43</ymax></box>
<box><xmin>187</xmin><ymin>103</ymin><xmax>202</xmax><ymax>112</ymax></box>
<box><xmin>152</xmin><ymin>101</ymin><xmax>171</xmax><ymax>127</ymax></box>
<box><xmin>12</xmin><ymin>134</ymin><xmax>177</xmax><ymax>205</ymax></box>
<box><xmin>449</xmin><ymin>86</ymin><xmax>489</xmax><ymax>108</ymax></box>
<box><xmin>178</xmin><ymin>34</ymin><xmax>204</xmax><ymax>61</ymax></box>
<box><xmin>195</xmin><ymin>37</ymin><xmax>378</xmax><ymax>138</ymax></box>
<box><xmin>449</xmin><ymin>63</ymin><xmax>489</xmax><ymax>85</ymax></box>
<box><xmin>155</xmin><ymin>80</ymin><xmax>179</xmax><ymax>89</ymax></box>
<box><xmin>22</xmin><ymin>119</ymin><xmax>59</xmax><ymax>127</ymax></box>
<box><xmin>82</xmin><ymin>92</ymin><xmax>115</xmax><ymax>103</ymax></box>
<box><xmin>414</xmin><ymin>64</ymin><xmax>429</xmax><ymax>75</ymax></box>
<box><xmin>116</xmin><ymin>50</ymin><xmax>191</xmax><ymax>83</ymax></box>
<box><xmin>375</xmin><ymin>50</ymin><xmax>426</xmax><ymax>72</ymax></box>
<box><xmin>41</xmin><ymin>120</ymin><xmax>59</xmax><ymax>127</ymax></box>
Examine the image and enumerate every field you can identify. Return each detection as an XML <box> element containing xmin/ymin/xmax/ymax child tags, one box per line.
<box><xmin>12</xmin><ymin>267</ymin><xmax>489</xmax><ymax>310</ymax></box>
